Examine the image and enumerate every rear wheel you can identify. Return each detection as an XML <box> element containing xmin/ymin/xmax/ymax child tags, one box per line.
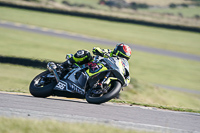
<box><xmin>85</xmin><ymin>81</ymin><xmax>121</xmax><ymax>104</ymax></box>
<box><xmin>29</xmin><ymin>70</ymin><xmax>57</xmax><ymax>98</ymax></box>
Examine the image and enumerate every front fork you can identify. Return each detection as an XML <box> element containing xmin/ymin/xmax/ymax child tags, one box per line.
<box><xmin>98</xmin><ymin>72</ymin><xmax>114</xmax><ymax>94</ymax></box>
<box><xmin>101</xmin><ymin>72</ymin><xmax>111</xmax><ymax>85</ymax></box>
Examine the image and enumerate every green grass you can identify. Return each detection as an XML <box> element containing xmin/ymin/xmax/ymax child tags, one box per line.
<box><xmin>0</xmin><ymin>64</ymin><xmax>43</xmax><ymax>93</ymax></box>
<box><xmin>0</xmin><ymin>7</ymin><xmax>200</xmax><ymax>55</ymax></box>
<box><xmin>118</xmin><ymin>83</ymin><xmax>200</xmax><ymax>111</ymax></box>
<box><xmin>111</xmin><ymin>100</ymin><xmax>200</xmax><ymax>113</ymax></box>
<box><xmin>131</xmin><ymin>51</ymin><xmax>200</xmax><ymax>91</ymax></box>
<box><xmin>0</xmin><ymin>27</ymin><xmax>199</xmax><ymax>91</ymax></box>
<box><xmin>0</xmin><ymin>117</ymin><xmax>146</xmax><ymax>133</ymax></box>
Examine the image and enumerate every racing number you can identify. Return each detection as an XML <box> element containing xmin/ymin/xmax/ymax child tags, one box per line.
<box><xmin>56</xmin><ymin>82</ymin><xmax>66</xmax><ymax>90</ymax></box>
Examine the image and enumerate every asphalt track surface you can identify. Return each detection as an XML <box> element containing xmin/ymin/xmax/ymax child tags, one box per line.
<box><xmin>0</xmin><ymin>20</ymin><xmax>200</xmax><ymax>62</ymax></box>
<box><xmin>0</xmin><ymin>92</ymin><xmax>200</xmax><ymax>133</ymax></box>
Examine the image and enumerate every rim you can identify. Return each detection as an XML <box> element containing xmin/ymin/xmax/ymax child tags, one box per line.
<box><xmin>89</xmin><ymin>82</ymin><xmax>112</xmax><ymax>98</ymax></box>
<box><xmin>34</xmin><ymin>73</ymin><xmax>56</xmax><ymax>88</ymax></box>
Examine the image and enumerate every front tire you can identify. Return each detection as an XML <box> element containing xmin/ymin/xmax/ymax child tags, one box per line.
<box><xmin>85</xmin><ymin>81</ymin><xmax>121</xmax><ymax>104</ymax></box>
<box><xmin>29</xmin><ymin>70</ymin><xmax>57</xmax><ymax>98</ymax></box>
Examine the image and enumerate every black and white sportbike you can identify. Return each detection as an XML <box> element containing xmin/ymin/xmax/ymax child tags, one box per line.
<box><xmin>29</xmin><ymin>55</ymin><xmax>128</xmax><ymax>104</ymax></box>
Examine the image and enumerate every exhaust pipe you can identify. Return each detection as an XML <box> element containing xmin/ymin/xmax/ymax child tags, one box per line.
<box><xmin>47</xmin><ymin>62</ymin><xmax>60</xmax><ymax>82</ymax></box>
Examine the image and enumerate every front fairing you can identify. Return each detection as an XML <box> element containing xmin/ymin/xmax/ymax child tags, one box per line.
<box><xmin>86</xmin><ymin>56</ymin><xmax>126</xmax><ymax>85</ymax></box>
<box><xmin>101</xmin><ymin>57</ymin><xmax>126</xmax><ymax>85</ymax></box>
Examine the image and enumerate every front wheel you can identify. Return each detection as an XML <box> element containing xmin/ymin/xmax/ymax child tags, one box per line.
<box><xmin>29</xmin><ymin>70</ymin><xmax>57</xmax><ymax>98</ymax></box>
<box><xmin>85</xmin><ymin>81</ymin><xmax>121</xmax><ymax>104</ymax></box>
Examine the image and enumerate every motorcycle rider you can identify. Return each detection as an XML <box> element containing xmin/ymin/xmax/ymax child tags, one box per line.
<box><xmin>61</xmin><ymin>43</ymin><xmax>131</xmax><ymax>86</ymax></box>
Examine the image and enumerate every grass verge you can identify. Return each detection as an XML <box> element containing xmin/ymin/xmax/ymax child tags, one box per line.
<box><xmin>111</xmin><ymin>99</ymin><xmax>200</xmax><ymax>114</ymax></box>
<box><xmin>0</xmin><ymin>7</ymin><xmax>200</xmax><ymax>55</ymax></box>
<box><xmin>0</xmin><ymin>64</ymin><xmax>43</xmax><ymax>93</ymax></box>
<box><xmin>0</xmin><ymin>117</ymin><xmax>146</xmax><ymax>133</ymax></box>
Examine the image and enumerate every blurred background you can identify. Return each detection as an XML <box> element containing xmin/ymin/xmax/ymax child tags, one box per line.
<box><xmin>0</xmin><ymin>0</ymin><xmax>200</xmax><ymax>111</ymax></box>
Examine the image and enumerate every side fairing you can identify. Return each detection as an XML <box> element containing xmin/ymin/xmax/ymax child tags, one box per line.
<box><xmin>54</xmin><ymin>68</ymin><xmax>89</xmax><ymax>95</ymax></box>
<box><xmin>54</xmin><ymin>80</ymin><xmax>85</xmax><ymax>95</ymax></box>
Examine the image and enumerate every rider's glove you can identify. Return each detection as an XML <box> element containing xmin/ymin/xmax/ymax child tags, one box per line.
<box><xmin>61</xmin><ymin>59</ymin><xmax>72</xmax><ymax>69</ymax></box>
<box><xmin>66</xmin><ymin>54</ymin><xmax>73</xmax><ymax>60</ymax></box>
<box><xmin>92</xmin><ymin>47</ymin><xmax>104</xmax><ymax>56</ymax></box>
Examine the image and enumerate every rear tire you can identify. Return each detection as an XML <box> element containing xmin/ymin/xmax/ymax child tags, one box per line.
<box><xmin>85</xmin><ymin>81</ymin><xmax>121</xmax><ymax>104</ymax></box>
<box><xmin>29</xmin><ymin>70</ymin><xmax>57</xmax><ymax>98</ymax></box>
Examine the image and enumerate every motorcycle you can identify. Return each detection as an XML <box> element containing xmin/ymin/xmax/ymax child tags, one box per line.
<box><xmin>29</xmin><ymin>55</ymin><xmax>127</xmax><ymax>104</ymax></box>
